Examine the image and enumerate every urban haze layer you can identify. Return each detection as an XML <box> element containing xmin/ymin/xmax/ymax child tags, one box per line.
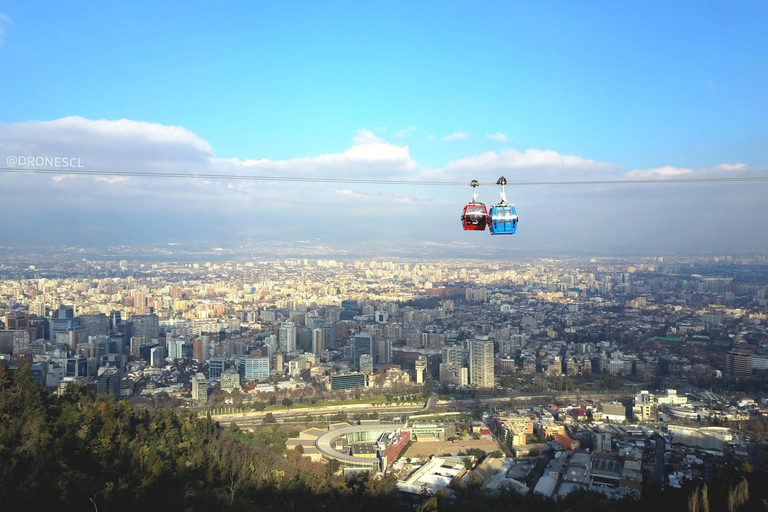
<box><xmin>2</xmin><ymin>248</ymin><xmax>768</xmax><ymax>511</ymax></box>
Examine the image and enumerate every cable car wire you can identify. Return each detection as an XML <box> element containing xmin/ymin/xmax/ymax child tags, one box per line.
<box><xmin>1</xmin><ymin>166</ymin><xmax>767</xmax><ymax>187</ymax></box>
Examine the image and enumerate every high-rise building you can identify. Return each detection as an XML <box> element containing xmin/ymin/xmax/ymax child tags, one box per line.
<box><xmin>725</xmin><ymin>348</ymin><xmax>753</xmax><ymax>379</ymax></box>
<box><xmin>239</xmin><ymin>357</ymin><xmax>270</xmax><ymax>382</ymax></box>
<box><xmin>150</xmin><ymin>346</ymin><xmax>164</xmax><ymax>367</ymax></box>
<box><xmin>415</xmin><ymin>355</ymin><xmax>427</xmax><ymax>384</ymax></box>
<box><xmin>279</xmin><ymin>321</ymin><xmax>296</xmax><ymax>353</ymax></box>
<box><xmin>96</xmin><ymin>367</ymin><xmax>120</xmax><ymax>397</ymax></box>
<box><xmin>297</xmin><ymin>328</ymin><xmax>312</xmax><ymax>352</ymax></box>
<box><xmin>50</xmin><ymin>305</ymin><xmax>82</xmax><ymax>342</ymax></box>
<box><xmin>376</xmin><ymin>338</ymin><xmax>392</xmax><ymax>366</ymax></box>
<box><xmin>109</xmin><ymin>311</ymin><xmax>122</xmax><ymax>332</ymax></box>
<box><xmin>442</xmin><ymin>345</ymin><xmax>464</xmax><ymax>366</ymax></box>
<box><xmin>359</xmin><ymin>354</ymin><xmax>374</xmax><ymax>375</ymax></box>
<box><xmin>312</xmin><ymin>328</ymin><xmax>326</xmax><ymax>355</ymax></box>
<box><xmin>192</xmin><ymin>336</ymin><xmax>210</xmax><ymax>362</ymax></box>
<box><xmin>440</xmin><ymin>363</ymin><xmax>468</xmax><ymax>387</ymax></box>
<box><xmin>470</xmin><ymin>336</ymin><xmax>494</xmax><ymax>388</ymax></box>
<box><xmin>66</xmin><ymin>354</ymin><xmax>88</xmax><ymax>377</ymax></box>
<box><xmin>132</xmin><ymin>313</ymin><xmax>159</xmax><ymax>339</ymax></box>
<box><xmin>208</xmin><ymin>357</ymin><xmax>228</xmax><ymax>379</ymax></box>
<box><xmin>191</xmin><ymin>373</ymin><xmax>208</xmax><ymax>404</ymax></box>
<box><xmin>353</xmin><ymin>333</ymin><xmax>374</xmax><ymax>371</ymax></box>
<box><xmin>274</xmin><ymin>352</ymin><xmax>285</xmax><ymax>373</ymax></box>
<box><xmin>341</xmin><ymin>299</ymin><xmax>358</xmax><ymax>320</ymax></box>
<box><xmin>80</xmin><ymin>313</ymin><xmax>109</xmax><ymax>338</ymax></box>
<box><xmin>130</xmin><ymin>335</ymin><xmax>146</xmax><ymax>357</ymax></box>
<box><xmin>221</xmin><ymin>369</ymin><xmax>241</xmax><ymax>391</ymax></box>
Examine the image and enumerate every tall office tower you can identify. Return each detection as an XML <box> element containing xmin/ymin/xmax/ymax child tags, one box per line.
<box><xmin>264</xmin><ymin>334</ymin><xmax>277</xmax><ymax>352</ymax></box>
<box><xmin>191</xmin><ymin>373</ymin><xmax>208</xmax><ymax>404</ymax></box>
<box><xmin>321</xmin><ymin>322</ymin><xmax>335</xmax><ymax>349</ymax></box>
<box><xmin>192</xmin><ymin>336</ymin><xmax>210</xmax><ymax>362</ymax></box>
<box><xmin>326</xmin><ymin>308</ymin><xmax>341</xmax><ymax>322</ymax></box>
<box><xmin>359</xmin><ymin>354</ymin><xmax>374</xmax><ymax>375</ymax></box>
<box><xmin>50</xmin><ymin>305</ymin><xmax>82</xmax><ymax>341</ymax></box>
<box><xmin>109</xmin><ymin>311</ymin><xmax>122</xmax><ymax>333</ymax></box>
<box><xmin>279</xmin><ymin>321</ymin><xmax>296</xmax><ymax>353</ymax></box>
<box><xmin>274</xmin><ymin>352</ymin><xmax>285</xmax><ymax>373</ymax></box>
<box><xmin>80</xmin><ymin>313</ymin><xmax>110</xmax><ymax>338</ymax></box>
<box><xmin>208</xmin><ymin>357</ymin><xmax>227</xmax><ymax>379</ymax></box>
<box><xmin>341</xmin><ymin>299</ymin><xmax>358</xmax><ymax>320</ymax></box>
<box><xmin>150</xmin><ymin>346</ymin><xmax>164</xmax><ymax>367</ymax></box>
<box><xmin>6</xmin><ymin>310</ymin><xmax>28</xmax><ymax>330</ymax></box>
<box><xmin>376</xmin><ymin>338</ymin><xmax>392</xmax><ymax>366</ymax></box>
<box><xmin>415</xmin><ymin>355</ymin><xmax>427</xmax><ymax>384</ymax></box>
<box><xmin>312</xmin><ymin>327</ymin><xmax>326</xmax><ymax>355</ymax></box>
<box><xmin>470</xmin><ymin>337</ymin><xmax>494</xmax><ymax>388</ymax></box>
<box><xmin>130</xmin><ymin>336</ymin><xmax>146</xmax><ymax>357</ymax></box>
<box><xmin>353</xmin><ymin>333</ymin><xmax>374</xmax><ymax>371</ymax></box>
<box><xmin>297</xmin><ymin>328</ymin><xmax>312</xmax><ymax>352</ymax></box>
<box><xmin>96</xmin><ymin>367</ymin><xmax>120</xmax><ymax>397</ymax></box>
<box><xmin>132</xmin><ymin>313</ymin><xmax>159</xmax><ymax>339</ymax></box>
<box><xmin>166</xmin><ymin>335</ymin><xmax>185</xmax><ymax>360</ymax></box>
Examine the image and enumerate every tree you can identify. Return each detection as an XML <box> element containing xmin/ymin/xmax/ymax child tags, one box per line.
<box><xmin>727</xmin><ymin>479</ymin><xmax>749</xmax><ymax>512</ymax></box>
<box><xmin>326</xmin><ymin>459</ymin><xmax>340</xmax><ymax>476</ymax></box>
<box><xmin>281</xmin><ymin>397</ymin><xmax>293</xmax><ymax>407</ymax></box>
<box><xmin>268</xmin><ymin>395</ymin><xmax>277</xmax><ymax>406</ymax></box>
<box><xmin>263</xmin><ymin>412</ymin><xmax>275</xmax><ymax>424</ymax></box>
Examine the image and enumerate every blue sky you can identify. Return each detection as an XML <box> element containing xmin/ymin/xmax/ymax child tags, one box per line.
<box><xmin>0</xmin><ymin>1</ymin><xmax>767</xmax><ymax>254</ymax></box>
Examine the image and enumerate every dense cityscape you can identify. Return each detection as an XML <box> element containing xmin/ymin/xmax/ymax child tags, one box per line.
<box><xmin>3</xmin><ymin>251</ymin><xmax>768</xmax><ymax>509</ymax></box>
<box><xmin>3</xmin><ymin>2</ymin><xmax>767</xmax><ymax>511</ymax></box>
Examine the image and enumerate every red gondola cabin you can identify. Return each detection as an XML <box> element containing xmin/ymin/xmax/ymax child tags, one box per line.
<box><xmin>461</xmin><ymin>203</ymin><xmax>488</xmax><ymax>230</ymax></box>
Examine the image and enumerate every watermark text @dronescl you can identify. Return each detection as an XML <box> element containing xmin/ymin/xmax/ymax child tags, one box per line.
<box><xmin>6</xmin><ymin>156</ymin><xmax>85</xmax><ymax>168</ymax></box>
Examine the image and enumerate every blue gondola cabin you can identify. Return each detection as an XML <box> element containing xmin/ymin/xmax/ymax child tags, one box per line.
<box><xmin>488</xmin><ymin>204</ymin><xmax>518</xmax><ymax>235</ymax></box>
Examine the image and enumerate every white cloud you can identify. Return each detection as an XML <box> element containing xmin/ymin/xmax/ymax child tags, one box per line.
<box><xmin>425</xmin><ymin>134</ymin><xmax>434</xmax><ymax>140</ymax></box>
<box><xmin>353</xmin><ymin>128</ymin><xmax>385</xmax><ymax>144</ymax></box>
<box><xmin>710</xmin><ymin>163</ymin><xmax>747</xmax><ymax>172</ymax></box>
<box><xmin>624</xmin><ymin>166</ymin><xmax>692</xmax><ymax>179</ymax></box>
<box><xmin>0</xmin><ymin>14</ymin><xmax>11</xmax><ymax>46</ymax></box>
<box><xmin>395</xmin><ymin>126</ymin><xmax>417</xmax><ymax>138</ymax></box>
<box><xmin>486</xmin><ymin>132</ymin><xmax>510</xmax><ymax>143</ymax></box>
<box><xmin>0</xmin><ymin>115</ymin><xmax>765</xmax><ymax>253</ymax></box>
<box><xmin>421</xmin><ymin>148</ymin><xmax>618</xmax><ymax>183</ymax></box>
<box><xmin>443</xmin><ymin>131</ymin><xmax>468</xmax><ymax>141</ymax></box>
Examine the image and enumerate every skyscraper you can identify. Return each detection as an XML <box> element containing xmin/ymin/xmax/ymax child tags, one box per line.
<box><xmin>191</xmin><ymin>373</ymin><xmax>208</xmax><ymax>404</ymax></box>
<box><xmin>50</xmin><ymin>305</ymin><xmax>82</xmax><ymax>342</ymax></box>
<box><xmin>132</xmin><ymin>313</ymin><xmax>159</xmax><ymax>339</ymax></box>
<box><xmin>376</xmin><ymin>337</ymin><xmax>392</xmax><ymax>366</ymax></box>
<box><xmin>279</xmin><ymin>321</ymin><xmax>296</xmax><ymax>353</ymax></box>
<box><xmin>312</xmin><ymin>327</ymin><xmax>326</xmax><ymax>354</ymax></box>
<box><xmin>353</xmin><ymin>333</ymin><xmax>374</xmax><ymax>371</ymax></box>
<box><xmin>470</xmin><ymin>336</ymin><xmax>494</xmax><ymax>388</ymax></box>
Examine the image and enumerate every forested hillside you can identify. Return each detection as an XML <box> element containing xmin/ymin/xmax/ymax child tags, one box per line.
<box><xmin>2</xmin><ymin>363</ymin><xmax>767</xmax><ymax>512</ymax></box>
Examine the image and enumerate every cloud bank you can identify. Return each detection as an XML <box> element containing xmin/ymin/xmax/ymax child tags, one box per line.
<box><xmin>0</xmin><ymin>117</ymin><xmax>765</xmax><ymax>254</ymax></box>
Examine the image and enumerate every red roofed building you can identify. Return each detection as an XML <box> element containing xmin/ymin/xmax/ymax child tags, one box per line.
<box><xmin>570</xmin><ymin>408</ymin><xmax>588</xmax><ymax>422</ymax></box>
<box><xmin>553</xmin><ymin>434</ymin><xmax>580</xmax><ymax>451</ymax></box>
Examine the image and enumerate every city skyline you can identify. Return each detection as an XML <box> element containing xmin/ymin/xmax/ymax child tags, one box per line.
<box><xmin>1</xmin><ymin>2</ymin><xmax>767</xmax><ymax>254</ymax></box>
